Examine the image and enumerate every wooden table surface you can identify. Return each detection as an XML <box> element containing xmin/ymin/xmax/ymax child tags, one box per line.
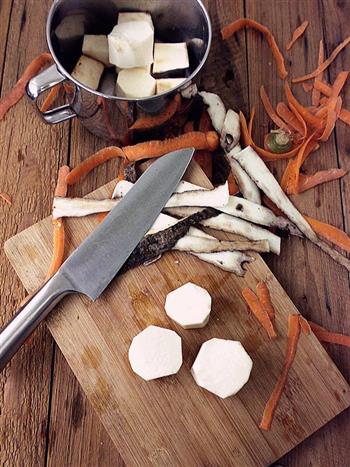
<box><xmin>0</xmin><ymin>1</ymin><xmax>349</xmax><ymax>466</ymax></box>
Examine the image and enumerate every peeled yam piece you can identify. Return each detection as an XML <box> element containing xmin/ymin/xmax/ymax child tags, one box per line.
<box><xmin>129</xmin><ymin>325</ymin><xmax>182</xmax><ymax>381</ymax></box>
<box><xmin>116</xmin><ymin>68</ymin><xmax>156</xmax><ymax>98</ymax></box>
<box><xmin>108</xmin><ymin>21</ymin><xmax>154</xmax><ymax>68</ymax></box>
<box><xmin>82</xmin><ymin>35</ymin><xmax>110</xmax><ymax>66</ymax></box>
<box><xmin>191</xmin><ymin>338</ymin><xmax>253</xmax><ymax>398</ymax></box>
<box><xmin>165</xmin><ymin>282</ymin><xmax>212</xmax><ymax>329</ymax></box>
<box><xmin>156</xmin><ymin>78</ymin><xmax>186</xmax><ymax>94</ymax></box>
<box><xmin>71</xmin><ymin>55</ymin><xmax>104</xmax><ymax>90</ymax></box>
<box><xmin>118</xmin><ymin>11</ymin><xmax>154</xmax><ymax>30</ymax></box>
<box><xmin>153</xmin><ymin>43</ymin><xmax>189</xmax><ymax>74</ymax></box>
<box><xmin>55</xmin><ymin>14</ymin><xmax>86</xmax><ymax>44</ymax></box>
<box><xmin>199</xmin><ymin>91</ymin><xmax>226</xmax><ymax>133</ymax></box>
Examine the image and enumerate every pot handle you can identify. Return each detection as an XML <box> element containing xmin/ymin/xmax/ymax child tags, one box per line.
<box><xmin>26</xmin><ymin>64</ymin><xmax>77</xmax><ymax>124</ymax></box>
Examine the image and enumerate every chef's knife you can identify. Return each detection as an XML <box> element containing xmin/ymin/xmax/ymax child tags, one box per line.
<box><xmin>0</xmin><ymin>148</ymin><xmax>194</xmax><ymax>370</ymax></box>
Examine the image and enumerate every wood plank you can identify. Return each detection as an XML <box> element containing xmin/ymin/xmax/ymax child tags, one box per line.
<box><xmin>0</xmin><ymin>0</ymin><xmax>13</xmax><ymax>90</ymax></box>
<box><xmin>241</xmin><ymin>1</ymin><xmax>350</xmax><ymax>465</ymax></box>
<box><xmin>0</xmin><ymin>1</ymin><xmax>69</xmax><ymax>466</ymax></box>
<box><xmin>4</xmin><ymin>162</ymin><xmax>350</xmax><ymax>467</ymax></box>
<box><xmin>46</xmin><ymin>120</ymin><xmax>125</xmax><ymax>466</ymax></box>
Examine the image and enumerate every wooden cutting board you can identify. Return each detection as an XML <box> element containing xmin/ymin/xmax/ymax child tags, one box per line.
<box><xmin>4</xmin><ymin>162</ymin><xmax>350</xmax><ymax>467</ymax></box>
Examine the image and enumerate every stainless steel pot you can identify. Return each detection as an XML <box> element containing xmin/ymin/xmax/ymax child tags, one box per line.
<box><xmin>26</xmin><ymin>0</ymin><xmax>212</xmax><ymax>143</ymax></box>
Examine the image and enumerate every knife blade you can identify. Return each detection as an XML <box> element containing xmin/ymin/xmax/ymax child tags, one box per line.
<box><xmin>0</xmin><ymin>148</ymin><xmax>194</xmax><ymax>370</ymax></box>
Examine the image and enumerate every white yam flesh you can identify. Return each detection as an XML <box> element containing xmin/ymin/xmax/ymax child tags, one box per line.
<box><xmin>165</xmin><ymin>282</ymin><xmax>211</xmax><ymax>329</ymax></box>
<box><xmin>128</xmin><ymin>325</ymin><xmax>182</xmax><ymax>381</ymax></box>
<box><xmin>181</xmin><ymin>83</ymin><xmax>198</xmax><ymax>99</ymax></box>
<box><xmin>153</xmin><ymin>43</ymin><xmax>189</xmax><ymax>73</ymax></box>
<box><xmin>220</xmin><ymin>109</ymin><xmax>240</xmax><ymax>152</ymax></box>
<box><xmin>82</xmin><ymin>35</ymin><xmax>110</xmax><ymax>66</ymax></box>
<box><xmin>117</xmin><ymin>12</ymin><xmax>154</xmax><ymax>30</ymax></box>
<box><xmin>199</xmin><ymin>91</ymin><xmax>226</xmax><ymax>133</ymax></box>
<box><xmin>164</xmin><ymin>207</ymin><xmax>281</xmax><ymax>255</ymax></box>
<box><xmin>168</xmin><ymin>181</ymin><xmax>297</xmax><ymax>232</ymax></box>
<box><xmin>108</xmin><ymin>21</ymin><xmax>154</xmax><ymax>69</ymax></box>
<box><xmin>146</xmin><ymin>213</ymin><xmax>254</xmax><ymax>275</ymax></box>
<box><xmin>225</xmin><ymin>150</ymin><xmax>261</xmax><ymax>204</ymax></box>
<box><xmin>116</xmin><ymin>68</ymin><xmax>156</xmax><ymax>98</ymax></box>
<box><xmin>233</xmin><ymin>146</ymin><xmax>317</xmax><ymax>241</ymax></box>
<box><xmin>112</xmin><ymin>180</ymin><xmax>229</xmax><ymax>208</ymax></box>
<box><xmin>191</xmin><ymin>338</ymin><xmax>253</xmax><ymax>398</ymax></box>
<box><xmin>156</xmin><ymin>78</ymin><xmax>186</xmax><ymax>94</ymax></box>
<box><xmin>71</xmin><ymin>55</ymin><xmax>104</xmax><ymax>90</ymax></box>
<box><xmin>52</xmin><ymin>197</ymin><xmax>118</xmax><ymax>219</ymax></box>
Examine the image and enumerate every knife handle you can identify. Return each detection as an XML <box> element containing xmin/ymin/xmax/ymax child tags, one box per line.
<box><xmin>0</xmin><ymin>273</ymin><xmax>72</xmax><ymax>371</ymax></box>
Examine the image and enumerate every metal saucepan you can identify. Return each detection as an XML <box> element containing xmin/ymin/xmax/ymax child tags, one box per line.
<box><xmin>26</xmin><ymin>0</ymin><xmax>212</xmax><ymax>142</ymax></box>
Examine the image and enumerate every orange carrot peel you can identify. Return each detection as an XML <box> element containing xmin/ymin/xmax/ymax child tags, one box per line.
<box><xmin>298</xmin><ymin>168</ymin><xmax>347</xmax><ymax>193</ymax></box>
<box><xmin>280</xmin><ymin>133</ymin><xmax>318</xmax><ymax>194</ymax></box>
<box><xmin>45</xmin><ymin>166</ymin><xmax>70</xmax><ymax>280</ymax></box>
<box><xmin>313</xmin><ymin>80</ymin><xmax>350</xmax><ymax>125</ymax></box>
<box><xmin>299</xmin><ymin>315</ymin><xmax>311</xmax><ymax>335</ymax></box>
<box><xmin>292</xmin><ymin>36</ymin><xmax>350</xmax><ymax>83</ymax></box>
<box><xmin>284</xmin><ymin>82</ymin><xmax>323</xmax><ymax>128</ymax></box>
<box><xmin>40</xmin><ymin>84</ymin><xmax>64</xmax><ymax>112</ymax></box>
<box><xmin>129</xmin><ymin>94</ymin><xmax>181</xmax><ymax>130</ymax></box>
<box><xmin>303</xmin><ymin>215</ymin><xmax>350</xmax><ymax>253</ymax></box>
<box><xmin>0</xmin><ymin>192</ymin><xmax>12</xmax><ymax>205</ymax></box>
<box><xmin>256</xmin><ymin>282</ymin><xmax>275</xmax><ymax>321</ymax></box>
<box><xmin>286</xmin><ymin>21</ymin><xmax>309</xmax><ymax>51</ymax></box>
<box><xmin>276</xmin><ymin>102</ymin><xmax>305</xmax><ymax>136</ymax></box>
<box><xmin>312</xmin><ymin>40</ymin><xmax>324</xmax><ymax>106</ymax></box>
<box><xmin>260</xmin><ymin>314</ymin><xmax>301</xmax><ymax>431</ymax></box>
<box><xmin>66</xmin><ymin>147</ymin><xmax>125</xmax><ymax>185</ymax></box>
<box><xmin>309</xmin><ymin>321</ymin><xmax>350</xmax><ymax>347</ymax></box>
<box><xmin>0</xmin><ymin>53</ymin><xmax>54</xmax><ymax>120</ymax></box>
<box><xmin>123</xmin><ymin>131</ymin><xmax>219</xmax><ymax>161</ymax></box>
<box><xmin>260</xmin><ymin>86</ymin><xmax>290</xmax><ymax>132</ymax></box>
<box><xmin>242</xmin><ymin>287</ymin><xmax>277</xmax><ymax>339</ymax></box>
<box><xmin>221</xmin><ymin>19</ymin><xmax>288</xmax><ymax>80</ymax></box>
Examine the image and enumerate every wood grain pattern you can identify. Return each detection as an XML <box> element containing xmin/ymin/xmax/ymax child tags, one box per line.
<box><xmin>4</xmin><ymin>161</ymin><xmax>350</xmax><ymax>467</ymax></box>
<box><xmin>0</xmin><ymin>1</ymin><xmax>68</xmax><ymax>466</ymax></box>
<box><xmin>1</xmin><ymin>1</ymin><xmax>350</xmax><ymax>466</ymax></box>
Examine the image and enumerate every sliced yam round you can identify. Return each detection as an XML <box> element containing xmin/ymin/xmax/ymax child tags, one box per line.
<box><xmin>165</xmin><ymin>282</ymin><xmax>212</xmax><ymax>329</ymax></box>
<box><xmin>128</xmin><ymin>325</ymin><xmax>182</xmax><ymax>381</ymax></box>
<box><xmin>191</xmin><ymin>338</ymin><xmax>253</xmax><ymax>398</ymax></box>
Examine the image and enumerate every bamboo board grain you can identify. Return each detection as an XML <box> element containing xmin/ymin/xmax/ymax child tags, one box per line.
<box><xmin>4</xmin><ymin>162</ymin><xmax>350</xmax><ymax>467</ymax></box>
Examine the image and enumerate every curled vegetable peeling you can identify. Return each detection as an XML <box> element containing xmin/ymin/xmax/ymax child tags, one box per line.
<box><xmin>221</xmin><ymin>19</ymin><xmax>288</xmax><ymax>80</ymax></box>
